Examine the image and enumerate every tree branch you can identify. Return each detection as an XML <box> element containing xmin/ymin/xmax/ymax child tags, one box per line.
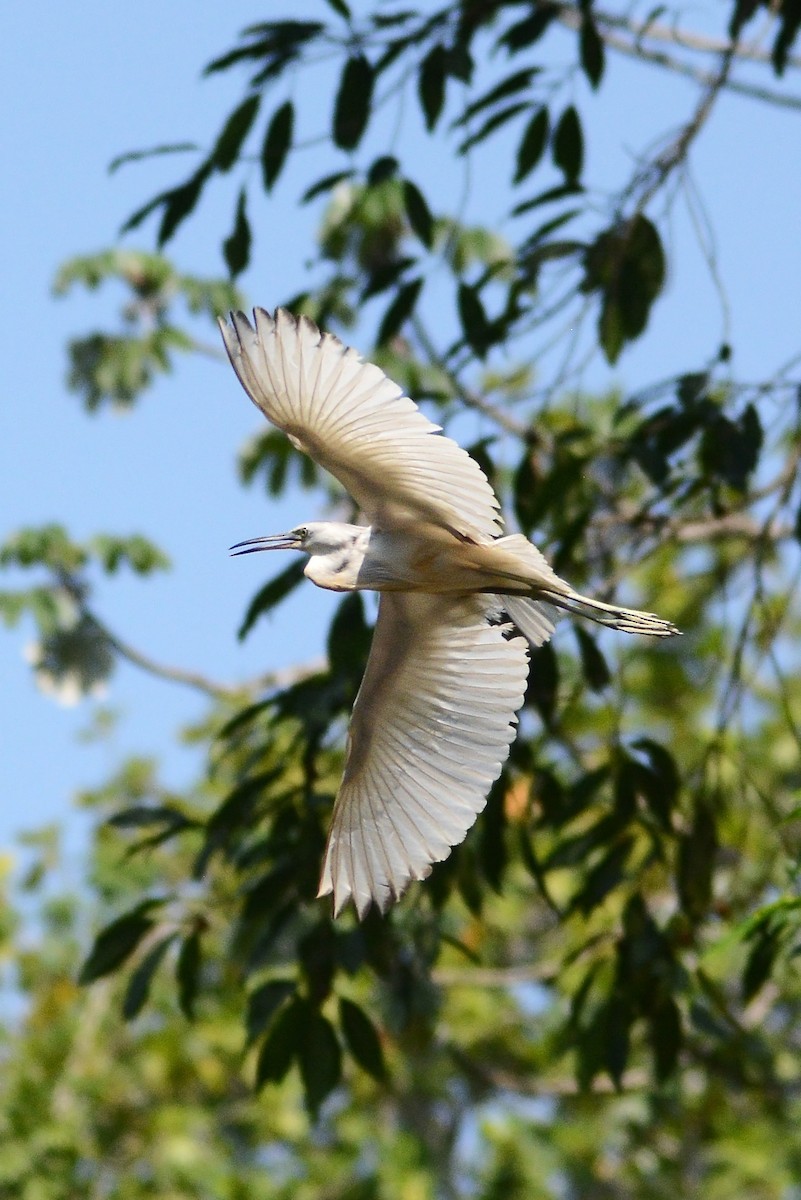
<box><xmin>555</xmin><ymin>3</ymin><xmax>801</xmax><ymax>110</ymax></box>
<box><xmin>90</xmin><ymin>608</ymin><xmax>324</xmax><ymax>701</ymax></box>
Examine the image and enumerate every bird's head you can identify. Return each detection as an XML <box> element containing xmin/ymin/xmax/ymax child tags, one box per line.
<box><xmin>231</xmin><ymin>521</ymin><xmax>365</xmax><ymax>558</ymax></box>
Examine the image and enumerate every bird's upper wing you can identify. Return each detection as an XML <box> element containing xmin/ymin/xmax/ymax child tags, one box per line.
<box><xmin>318</xmin><ymin>592</ymin><xmax>529</xmax><ymax>918</ymax></box>
<box><xmin>219</xmin><ymin>308</ymin><xmax>503</xmax><ymax>540</ymax></box>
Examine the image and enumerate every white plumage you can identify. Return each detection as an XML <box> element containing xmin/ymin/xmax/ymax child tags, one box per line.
<box><xmin>220</xmin><ymin>308</ymin><xmax>679</xmax><ymax>918</ymax></box>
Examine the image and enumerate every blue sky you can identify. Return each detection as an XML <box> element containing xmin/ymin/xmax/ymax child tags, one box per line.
<box><xmin>3</xmin><ymin>3</ymin><xmax>800</xmax><ymax>867</ymax></box>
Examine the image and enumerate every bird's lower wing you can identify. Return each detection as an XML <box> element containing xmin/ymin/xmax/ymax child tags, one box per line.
<box><xmin>219</xmin><ymin>308</ymin><xmax>502</xmax><ymax>540</ymax></box>
<box><xmin>318</xmin><ymin>593</ymin><xmax>529</xmax><ymax>918</ymax></box>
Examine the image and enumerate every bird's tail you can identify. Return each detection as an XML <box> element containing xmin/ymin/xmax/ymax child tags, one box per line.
<box><xmin>540</xmin><ymin>589</ymin><xmax>680</xmax><ymax>638</ymax></box>
<box><xmin>491</xmin><ymin>534</ymin><xmax>680</xmax><ymax>640</ymax></box>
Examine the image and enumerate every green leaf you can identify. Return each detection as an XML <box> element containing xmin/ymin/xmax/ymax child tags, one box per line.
<box><xmin>510</xmin><ymin>181</ymin><xmax>582</xmax><ymax>217</ymax></box>
<box><xmin>677</xmin><ymin>801</ymin><xmax>717</xmax><ymax>922</ymax></box>
<box><xmin>299</xmin><ymin>1011</ymin><xmax>342</xmax><ymax>1116</ymax></box>
<box><xmin>361</xmin><ymin>256</ymin><xmax>416</xmax><ymax>301</ymax></box>
<box><xmin>301</xmin><ymin>169</ymin><xmax>354</xmax><ymax>203</ymax></box>
<box><xmin>513</xmin><ymin>107</ymin><xmax>549</xmax><ymax>184</ymax></box>
<box><xmin>176</xmin><ymin>929</ymin><xmax>203</xmax><ymax>1020</ymax></box>
<box><xmin>246</xmin><ymin>978</ymin><xmax>296</xmax><ymax>1043</ymax></box>
<box><xmin>632</xmin><ymin>739</ymin><xmax>680</xmax><ymax>813</ymax></box>
<box><xmin>328</xmin><ymin>593</ymin><xmax>372</xmax><ymax>689</ymax></box>
<box><xmin>498</xmin><ymin>5</ymin><xmax>558</xmax><ymax>51</ymax></box>
<box><xmin>108</xmin><ymin>142</ymin><xmax>198</xmax><ymax>174</ymax></box>
<box><xmin>123</xmin><ymin>932</ymin><xmax>178</xmax><ymax>1021</ymax></box>
<box><xmin>573</xmin><ymin>838</ymin><xmax>634</xmax><ymax>915</ymax></box>
<box><xmin>742</xmin><ymin>922</ymin><xmax>784</xmax><ymax>1001</ymax></box>
<box><xmin>339</xmin><ymin>997</ymin><xmax>387</xmax><ymax>1081</ymax></box>
<box><xmin>403</xmin><ymin>180</ymin><xmax>434</xmax><ymax>248</ymax></box>
<box><xmin>457</xmin><ymin>102</ymin><xmax>530</xmax><ymax>156</ymax></box>
<box><xmin>237</xmin><ymin>558</ymin><xmax>307</xmax><ymax>641</ymax></box>
<box><xmin>454</xmin><ymin>69</ymin><xmax>538</xmax><ymax>127</ymax></box>
<box><xmin>211</xmin><ymin>94</ymin><xmax>261</xmax><ymax>171</ymax></box>
<box><xmin>377</xmin><ymin>277</ymin><xmax>423</xmax><ymax>343</ymax></box>
<box><xmin>333</xmin><ymin>55</ymin><xmax>374</xmax><ymax>150</ymax></box>
<box><xmin>418</xmin><ymin>43</ymin><xmax>447</xmax><ymax>130</ymax></box>
<box><xmin>204</xmin><ymin>23</ymin><xmax>324</xmax><ymax>77</ymax></box>
<box><xmin>699</xmin><ymin>404</ymin><xmax>763</xmax><ymax>491</ymax></box>
<box><xmin>552</xmin><ymin>105</ymin><xmax>583</xmax><ymax>183</ymax></box>
<box><xmin>582</xmin><ymin>215</ymin><xmax>665</xmax><ymax>363</ymax></box>
<box><xmin>107</xmin><ymin>804</ymin><xmax>190</xmax><ymax>832</ymax></box>
<box><xmin>261</xmin><ymin>100</ymin><xmax>294</xmax><ymax>191</ymax></box>
<box><xmin>324</xmin><ymin>0</ymin><xmax>351</xmax><ymax>16</ymax></box>
<box><xmin>575</xmin><ymin>627</ymin><xmax>611</xmax><ymax>691</ymax></box>
<box><xmin>457</xmin><ymin>282</ymin><xmax>493</xmax><ymax>359</ymax></box>
<box><xmin>525</xmin><ymin>641</ymin><xmax>559</xmax><ymax>725</ymax></box>
<box><xmin>223</xmin><ymin>189</ymin><xmax>252</xmax><ymax>277</ymax></box>
<box><xmin>580</xmin><ymin>15</ymin><xmax>605</xmax><ymax>87</ymax></box>
<box><xmin>79</xmin><ymin>900</ymin><xmax>164</xmax><ymax>984</ymax></box>
<box><xmin>157</xmin><ymin>165</ymin><xmax>213</xmax><ymax>247</ymax></box>
<box><xmin>367</xmin><ymin>155</ymin><xmax>399</xmax><ymax>185</ymax></box>
<box><xmin>256</xmin><ymin>996</ymin><xmax>304</xmax><ymax>1088</ymax></box>
<box><xmin>604</xmin><ymin>994</ymin><xmax>632</xmax><ymax>1087</ymax></box>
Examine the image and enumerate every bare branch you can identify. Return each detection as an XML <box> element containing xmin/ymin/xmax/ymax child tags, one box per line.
<box><xmin>555</xmin><ymin>5</ymin><xmax>801</xmax><ymax>111</ymax></box>
<box><xmin>90</xmin><ymin>608</ymin><xmax>324</xmax><ymax>701</ymax></box>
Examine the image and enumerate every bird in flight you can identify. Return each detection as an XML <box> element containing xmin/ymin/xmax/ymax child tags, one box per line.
<box><xmin>219</xmin><ymin>308</ymin><xmax>679</xmax><ymax>919</ymax></box>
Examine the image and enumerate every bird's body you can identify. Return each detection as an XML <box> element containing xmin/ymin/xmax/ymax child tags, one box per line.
<box><xmin>220</xmin><ymin>307</ymin><xmax>680</xmax><ymax>918</ymax></box>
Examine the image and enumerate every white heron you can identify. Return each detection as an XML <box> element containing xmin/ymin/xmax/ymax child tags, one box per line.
<box><xmin>219</xmin><ymin>308</ymin><xmax>679</xmax><ymax>919</ymax></box>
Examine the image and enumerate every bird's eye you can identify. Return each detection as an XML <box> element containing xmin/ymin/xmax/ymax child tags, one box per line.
<box><xmin>295</xmin><ymin>527</ymin><xmax>309</xmax><ymax>541</ymax></box>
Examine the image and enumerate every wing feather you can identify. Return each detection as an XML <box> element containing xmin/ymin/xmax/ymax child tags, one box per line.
<box><xmin>219</xmin><ymin>308</ymin><xmax>503</xmax><ymax>539</ymax></box>
<box><xmin>318</xmin><ymin>593</ymin><xmax>529</xmax><ymax>917</ymax></box>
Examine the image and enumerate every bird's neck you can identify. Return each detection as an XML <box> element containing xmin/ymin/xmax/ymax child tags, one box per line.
<box><xmin>303</xmin><ymin>527</ymin><xmax>371</xmax><ymax>592</ymax></box>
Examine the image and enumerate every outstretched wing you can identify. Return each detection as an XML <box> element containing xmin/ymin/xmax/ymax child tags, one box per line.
<box><xmin>318</xmin><ymin>593</ymin><xmax>529</xmax><ymax>918</ymax></box>
<box><xmin>219</xmin><ymin>308</ymin><xmax>503</xmax><ymax>540</ymax></box>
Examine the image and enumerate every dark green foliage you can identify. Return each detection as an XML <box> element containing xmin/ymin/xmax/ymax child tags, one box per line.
<box><xmin>582</xmin><ymin>215</ymin><xmax>666</xmax><ymax>362</ymax></box>
<box><xmin>261</xmin><ymin>100</ymin><xmax>294</xmax><ymax>190</ymax></box>
<box><xmin>580</xmin><ymin>12</ymin><xmax>605</xmax><ymax>87</ymax></box>
<box><xmin>223</xmin><ymin>188</ymin><xmax>252</xmax><ymax>276</ymax></box>
<box><xmin>403</xmin><ymin>179</ymin><xmax>434</xmax><ymax>248</ymax></box>
<box><xmin>339</xmin><ymin>997</ymin><xmax>387</xmax><ymax>1080</ymax></box>
<box><xmin>211</xmin><ymin>94</ymin><xmax>261</xmax><ymax>172</ymax></box>
<box><xmin>513</xmin><ymin>106</ymin><xmax>549</xmax><ymax>184</ymax></box>
<box><xmin>552</xmin><ymin>105</ymin><xmax>583</xmax><ymax>183</ymax></box>
<box><xmin>418</xmin><ymin>42</ymin><xmax>447</xmax><ymax>130</ymax></box>
<box><xmin>79</xmin><ymin>900</ymin><xmax>165</xmax><ymax>983</ymax></box>
<box><xmin>237</xmin><ymin>558</ymin><xmax>307</xmax><ymax>641</ymax></box>
<box><xmin>377</xmin><ymin>277</ymin><xmax>423</xmax><ymax>342</ymax></box>
<box><xmin>333</xmin><ymin>55</ymin><xmax>374</xmax><ymax>150</ymax></box>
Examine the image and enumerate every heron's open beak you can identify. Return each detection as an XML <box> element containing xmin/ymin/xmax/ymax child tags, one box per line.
<box><xmin>230</xmin><ymin>532</ymin><xmax>300</xmax><ymax>556</ymax></box>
